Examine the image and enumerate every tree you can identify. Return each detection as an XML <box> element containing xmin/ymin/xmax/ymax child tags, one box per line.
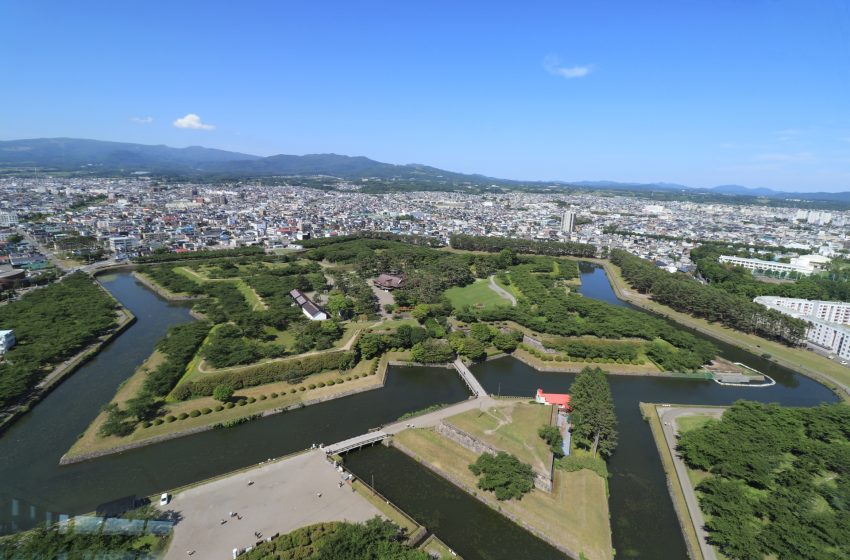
<box><xmin>410</xmin><ymin>339</ymin><xmax>454</xmax><ymax>363</ymax></box>
<box><xmin>492</xmin><ymin>332</ymin><xmax>519</xmax><ymax>353</ymax></box>
<box><xmin>470</xmin><ymin>323</ymin><xmax>494</xmax><ymax>344</ymax></box>
<box><xmin>459</xmin><ymin>337</ymin><xmax>487</xmax><ymax>361</ymax></box>
<box><xmin>469</xmin><ymin>452</ymin><xmax>535</xmax><ymax>500</ymax></box>
<box><xmin>326</xmin><ymin>292</ymin><xmax>354</xmax><ymax>319</ymax></box>
<box><xmin>411</xmin><ymin>304</ymin><xmax>431</xmax><ymax>322</ymax></box>
<box><xmin>213</xmin><ymin>384</ymin><xmax>234</xmax><ymax>402</ymax></box>
<box><xmin>538</xmin><ymin>425</ymin><xmax>565</xmax><ymax>457</ymax></box>
<box><xmin>569</xmin><ymin>367</ymin><xmax>618</xmax><ymax>458</ymax></box>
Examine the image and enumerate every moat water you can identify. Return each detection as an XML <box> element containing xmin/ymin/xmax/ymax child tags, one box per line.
<box><xmin>0</xmin><ymin>266</ymin><xmax>839</xmax><ymax>560</ymax></box>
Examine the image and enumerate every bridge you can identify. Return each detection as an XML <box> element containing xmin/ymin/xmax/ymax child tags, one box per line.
<box><xmin>452</xmin><ymin>358</ymin><xmax>487</xmax><ymax>397</ymax></box>
<box><xmin>324</xmin><ymin>431</ymin><xmax>388</xmax><ymax>455</ymax></box>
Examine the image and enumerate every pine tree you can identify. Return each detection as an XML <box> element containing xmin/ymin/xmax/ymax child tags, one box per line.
<box><xmin>569</xmin><ymin>367</ymin><xmax>618</xmax><ymax>458</ymax></box>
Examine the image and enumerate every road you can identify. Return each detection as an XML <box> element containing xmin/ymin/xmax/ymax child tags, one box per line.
<box><xmin>656</xmin><ymin>406</ymin><xmax>725</xmax><ymax>560</ymax></box>
<box><xmin>163</xmin><ymin>450</ymin><xmax>382</xmax><ymax>560</ymax></box>
<box><xmin>488</xmin><ymin>275</ymin><xmax>516</xmax><ymax>306</ymax></box>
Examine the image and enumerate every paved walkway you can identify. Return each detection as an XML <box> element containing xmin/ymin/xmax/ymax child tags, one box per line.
<box><xmin>488</xmin><ymin>275</ymin><xmax>516</xmax><ymax>306</ymax></box>
<box><xmin>656</xmin><ymin>406</ymin><xmax>725</xmax><ymax>560</ymax></box>
<box><xmin>163</xmin><ymin>450</ymin><xmax>382</xmax><ymax>560</ymax></box>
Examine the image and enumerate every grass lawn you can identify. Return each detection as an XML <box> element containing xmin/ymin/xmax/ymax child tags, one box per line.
<box><xmin>494</xmin><ymin>275</ymin><xmax>521</xmax><ymax>299</ymax></box>
<box><xmin>393</xmin><ymin>428</ymin><xmax>612</xmax><ymax>560</ymax></box>
<box><xmin>446</xmin><ymin>402</ymin><xmax>553</xmax><ymax>474</ymax></box>
<box><xmin>603</xmin><ymin>261</ymin><xmax>850</xmax><ymax>399</ymax></box>
<box><xmin>444</xmin><ymin>279</ymin><xmax>512</xmax><ymax>310</ymax></box>
<box><xmin>67</xmin><ymin>358</ymin><xmax>381</xmax><ymax>460</ymax></box>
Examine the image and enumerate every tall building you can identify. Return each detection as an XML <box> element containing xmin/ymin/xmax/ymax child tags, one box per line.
<box><xmin>755</xmin><ymin>296</ymin><xmax>850</xmax><ymax>360</ymax></box>
<box><xmin>561</xmin><ymin>211</ymin><xmax>576</xmax><ymax>233</ymax></box>
<box><xmin>0</xmin><ymin>212</ymin><xmax>18</xmax><ymax>227</ymax></box>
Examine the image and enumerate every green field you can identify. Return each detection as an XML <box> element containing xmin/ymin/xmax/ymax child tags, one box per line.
<box><xmin>444</xmin><ymin>279</ymin><xmax>511</xmax><ymax>310</ymax></box>
<box><xmin>446</xmin><ymin>402</ymin><xmax>553</xmax><ymax>474</ymax></box>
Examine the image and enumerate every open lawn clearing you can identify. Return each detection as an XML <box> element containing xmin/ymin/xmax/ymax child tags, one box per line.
<box><xmin>444</xmin><ymin>279</ymin><xmax>512</xmax><ymax>311</ymax></box>
<box><xmin>393</xmin><ymin>428</ymin><xmax>613</xmax><ymax>560</ymax></box>
<box><xmin>67</xmin><ymin>359</ymin><xmax>380</xmax><ymax>460</ymax></box>
<box><xmin>446</xmin><ymin>402</ymin><xmax>553</xmax><ymax>474</ymax></box>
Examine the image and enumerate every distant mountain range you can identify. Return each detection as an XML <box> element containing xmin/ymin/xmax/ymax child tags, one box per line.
<box><xmin>1</xmin><ymin>137</ymin><xmax>848</xmax><ymax>202</ymax></box>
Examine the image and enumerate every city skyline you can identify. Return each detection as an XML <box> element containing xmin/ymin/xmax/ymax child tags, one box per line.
<box><xmin>2</xmin><ymin>0</ymin><xmax>849</xmax><ymax>191</ymax></box>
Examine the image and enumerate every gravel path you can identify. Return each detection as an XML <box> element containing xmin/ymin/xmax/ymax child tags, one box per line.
<box><xmin>488</xmin><ymin>275</ymin><xmax>516</xmax><ymax>306</ymax></box>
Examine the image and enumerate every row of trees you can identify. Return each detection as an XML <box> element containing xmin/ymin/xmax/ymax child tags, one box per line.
<box><xmin>611</xmin><ymin>249</ymin><xmax>808</xmax><ymax>345</ymax></box>
<box><xmin>450</xmin><ymin>234</ymin><xmax>597</xmax><ymax>258</ymax></box>
<box><xmin>692</xmin><ymin>243</ymin><xmax>850</xmax><ymax>301</ymax></box>
<box><xmin>243</xmin><ymin>518</ymin><xmax>429</xmax><ymax>560</ymax></box>
<box><xmin>0</xmin><ymin>273</ymin><xmax>119</xmax><ymax>409</ymax></box>
<box><xmin>678</xmin><ymin>401</ymin><xmax>850</xmax><ymax>560</ymax></box>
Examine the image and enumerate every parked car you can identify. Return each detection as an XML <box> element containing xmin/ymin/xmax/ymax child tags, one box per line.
<box><xmin>159</xmin><ymin>493</ymin><xmax>170</xmax><ymax>506</ymax></box>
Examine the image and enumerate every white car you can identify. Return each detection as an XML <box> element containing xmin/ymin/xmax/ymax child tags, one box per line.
<box><xmin>159</xmin><ymin>493</ymin><xmax>170</xmax><ymax>506</ymax></box>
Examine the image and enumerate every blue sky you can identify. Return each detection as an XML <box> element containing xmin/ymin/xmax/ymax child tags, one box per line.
<box><xmin>2</xmin><ymin>0</ymin><xmax>849</xmax><ymax>190</ymax></box>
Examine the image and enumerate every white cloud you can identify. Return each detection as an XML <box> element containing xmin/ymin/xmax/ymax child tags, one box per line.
<box><xmin>173</xmin><ymin>113</ymin><xmax>215</xmax><ymax>130</ymax></box>
<box><xmin>543</xmin><ymin>55</ymin><xmax>593</xmax><ymax>79</ymax></box>
<box><xmin>130</xmin><ymin>116</ymin><xmax>154</xmax><ymax>124</ymax></box>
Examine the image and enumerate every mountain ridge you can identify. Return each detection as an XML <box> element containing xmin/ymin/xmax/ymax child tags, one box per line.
<box><xmin>0</xmin><ymin>137</ymin><xmax>847</xmax><ymax>201</ymax></box>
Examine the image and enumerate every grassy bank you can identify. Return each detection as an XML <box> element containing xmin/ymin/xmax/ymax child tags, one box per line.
<box><xmin>392</xmin><ymin>427</ymin><xmax>613</xmax><ymax>560</ymax></box>
<box><xmin>65</xmin><ymin>357</ymin><xmax>382</xmax><ymax>461</ymax></box>
<box><xmin>602</xmin><ymin>260</ymin><xmax>850</xmax><ymax>401</ymax></box>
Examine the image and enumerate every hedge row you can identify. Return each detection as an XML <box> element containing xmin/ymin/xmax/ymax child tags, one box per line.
<box><xmin>519</xmin><ymin>343</ymin><xmax>645</xmax><ymax>365</ymax></box>
<box><xmin>174</xmin><ymin>350</ymin><xmax>358</xmax><ymax>398</ymax></box>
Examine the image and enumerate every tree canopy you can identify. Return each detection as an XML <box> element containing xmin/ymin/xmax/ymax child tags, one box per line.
<box><xmin>569</xmin><ymin>367</ymin><xmax>618</xmax><ymax>458</ymax></box>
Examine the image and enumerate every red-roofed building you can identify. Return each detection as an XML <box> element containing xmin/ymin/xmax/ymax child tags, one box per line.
<box><xmin>535</xmin><ymin>388</ymin><xmax>571</xmax><ymax>410</ymax></box>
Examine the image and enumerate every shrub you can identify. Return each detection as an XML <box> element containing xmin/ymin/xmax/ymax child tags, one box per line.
<box><xmin>214</xmin><ymin>405</ymin><xmax>224</xmax><ymax>412</ymax></box>
<box><xmin>318</xmin><ymin>382</ymin><xmax>326</xmax><ymax>388</ymax></box>
<box><xmin>336</xmin><ymin>378</ymin><xmax>344</xmax><ymax>384</ymax></box>
<box><xmin>298</xmin><ymin>386</ymin><xmax>306</xmax><ymax>392</ymax></box>
<box><xmin>290</xmin><ymin>388</ymin><xmax>297</xmax><ymax>394</ymax></box>
<box><xmin>165</xmin><ymin>415</ymin><xmax>176</xmax><ymax>423</ymax></box>
<box><xmin>177</xmin><ymin>412</ymin><xmax>189</xmax><ymax>420</ymax></box>
<box><xmin>213</xmin><ymin>384</ymin><xmax>235</xmax><ymax>402</ymax></box>
<box><xmin>327</xmin><ymin>380</ymin><xmax>335</xmax><ymax>386</ymax></box>
<box><xmin>152</xmin><ymin>418</ymin><xmax>164</xmax><ymax>426</ymax></box>
<box><xmin>270</xmin><ymin>392</ymin><xmax>278</xmax><ymax>398</ymax></box>
<box><xmin>238</xmin><ymin>400</ymin><xmax>247</xmax><ymax>406</ymax></box>
<box><xmin>225</xmin><ymin>402</ymin><xmax>235</xmax><ymax>409</ymax></box>
<box><xmin>201</xmin><ymin>408</ymin><xmax>212</xmax><ymax>415</ymax></box>
<box><xmin>189</xmin><ymin>410</ymin><xmax>201</xmax><ymax>418</ymax></box>
<box><xmin>247</xmin><ymin>397</ymin><xmax>256</xmax><ymax>404</ymax></box>
<box><xmin>141</xmin><ymin>421</ymin><xmax>152</xmax><ymax>429</ymax></box>
<box><xmin>259</xmin><ymin>394</ymin><xmax>267</xmax><ymax>401</ymax></box>
<box><xmin>308</xmin><ymin>384</ymin><xmax>317</xmax><ymax>390</ymax></box>
<box><xmin>345</xmin><ymin>376</ymin><xmax>352</xmax><ymax>381</ymax></box>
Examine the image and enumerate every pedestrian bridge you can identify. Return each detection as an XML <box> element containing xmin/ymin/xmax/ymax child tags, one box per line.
<box><xmin>453</xmin><ymin>358</ymin><xmax>487</xmax><ymax>397</ymax></box>
<box><xmin>324</xmin><ymin>431</ymin><xmax>388</xmax><ymax>455</ymax></box>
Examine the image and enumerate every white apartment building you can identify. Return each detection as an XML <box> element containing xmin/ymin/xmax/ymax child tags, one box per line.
<box><xmin>561</xmin><ymin>211</ymin><xmax>576</xmax><ymax>233</ymax></box>
<box><xmin>0</xmin><ymin>212</ymin><xmax>18</xmax><ymax>227</ymax></box>
<box><xmin>719</xmin><ymin>254</ymin><xmax>831</xmax><ymax>277</ymax></box>
<box><xmin>755</xmin><ymin>296</ymin><xmax>850</xmax><ymax>360</ymax></box>
<box><xmin>0</xmin><ymin>329</ymin><xmax>16</xmax><ymax>354</ymax></box>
